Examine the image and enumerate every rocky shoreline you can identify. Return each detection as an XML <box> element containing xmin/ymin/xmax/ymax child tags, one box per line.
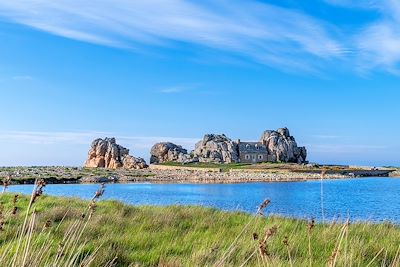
<box><xmin>119</xmin><ymin>165</ymin><xmax>394</xmax><ymax>184</ymax></box>
<box><xmin>1</xmin><ymin>165</ymin><xmax>396</xmax><ymax>185</ymax></box>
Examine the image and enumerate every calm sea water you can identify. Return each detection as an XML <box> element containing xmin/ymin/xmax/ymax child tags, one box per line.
<box><xmin>6</xmin><ymin>178</ymin><xmax>400</xmax><ymax>223</ymax></box>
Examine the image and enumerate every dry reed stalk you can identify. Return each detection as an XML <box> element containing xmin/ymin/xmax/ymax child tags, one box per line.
<box><xmin>21</xmin><ymin>209</ymin><xmax>37</xmax><ymax>266</ymax></box>
<box><xmin>12</xmin><ymin>194</ymin><xmax>18</xmax><ymax>215</ymax></box>
<box><xmin>0</xmin><ymin>182</ymin><xmax>106</xmax><ymax>266</ymax></box>
<box><xmin>52</xmin><ymin>211</ymin><xmax>92</xmax><ymax>266</ymax></box>
<box><xmin>240</xmin><ymin>225</ymin><xmax>278</xmax><ymax>267</ymax></box>
<box><xmin>381</xmin><ymin>249</ymin><xmax>388</xmax><ymax>267</ymax></box>
<box><xmin>320</xmin><ymin>170</ymin><xmax>326</xmax><ymax>223</ymax></box>
<box><xmin>343</xmin><ymin>219</ymin><xmax>350</xmax><ymax>266</ymax></box>
<box><xmin>104</xmin><ymin>256</ymin><xmax>119</xmax><ymax>267</ymax></box>
<box><xmin>255</xmin><ymin>250</ymin><xmax>261</xmax><ymax>267</ymax></box>
<box><xmin>53</xmin><ymin>219</ymin><xmax>81</xmax><ymax>265</ymax></box>
<box><xmin>214</xmin><ymin>217</ymin><xmax>256</xmax><ymax>267</ymax></box>
<box><xmin>390</xmin><ymin>245</ymin><xmax>400</xmax><ymax>267</ymax></box>
<box><xmin>365</xmin><ymin>247</ymin><xmax>385</xmax><ymax>267</ymax></box>
<box><xmin>63</xmin><ymin>221</ymin><xmax>91</xmax><ymax>265</ymax></box>
<box><xmin>282</xmin><ymin>236</ymin><xmax>293</xmax><ymax>267</ymax></box>
<box><xmin>328</xmin><ymin>220</ymin><xmax>349</xmax><ymax>267</ymax></box>
<box><xmin>257</xmin><ymin>199</ymin><xmax>271</xmax><ymax>216</ymax></box>
<box><xmin>2</xmin><ymin>174</ymin><xmax>11</xmax><ymax>193</ymax></box>
<box><xmin>259</xmin><ymin>226</ymin><xmax>278</xmax><ymax>260</ymax></box>
<box><xmin>29</xmin><ymin>229</ymin><xmax>57</xmax><ymax>266</ymax></box>
<box><xmin>239</xmin><ymin>250</ymin><xmax>258</xmax><ymax>267</ymax></box>
<box><xmin>307</xmin><ymin>218</ymin><xmax>315</xmax><ymax>267</ymax></box>
<box><xmin>25</xmin><ymin>209</ymin><xmax>72</xmax><ymax>265</ymax></box>
<box><xmin>215</xmin><ymin>199</ymin><xmax>270</xmax><ymax>267</ymax></box>
<box><xmin>11</xmin><ymin>178</ymin><xmax>45</xmax><ymax>266</ymax></box>
<box><xmin>78</xmin><ymin>243</ymin><xmax>104</xmax><ymax>267</ymax></box>
<box><xmin>53</xmin><ymin>183</ymin><xmax>106</xmax><ymax>267</ymax></box>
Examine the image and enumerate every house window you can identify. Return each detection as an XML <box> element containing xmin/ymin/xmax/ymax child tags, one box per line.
<box><xmin>258</xmin><ymin>155</ymin><xmax>263</xmax><ymax>160</ymax></box>
<box><xmin>245</xmin><ymin>154</ymin><xmax>250</xmax><ymax>160</ymax></box>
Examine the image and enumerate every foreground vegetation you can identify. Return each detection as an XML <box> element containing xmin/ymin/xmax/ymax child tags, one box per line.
<box><xmin>0</xmin><ymin>184</ymin><xmax>399</xmax><ymax>266</ymax></box>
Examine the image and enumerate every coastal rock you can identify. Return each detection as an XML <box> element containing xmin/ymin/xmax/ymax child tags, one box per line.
<box><xmin>259</xmin><ymin>128</ymin><xmax>307</xmax><ymax>163</ymax></box>
<box><xmin>149</xmin><ymin>128</ymin><xmax>306</xmax><ymax>165</ymax></box>
<box><xmin>193</xmin><ymin>134</ymin><xmax>239</xmax><ymax>163</ymax></box>
<box><xmin>84</xmin><ymin>137</ymin><xmax>148</xmax><ymax>169</ymax></box>
<box><xmin>122</xmin><ymin>155</ymin><xmax>148</xmax><ymax>169</ymax></box>
<box><xmin>150</xmin><ymin>142</ymin><xmax>194</xmax><ymax>164</ymax></box>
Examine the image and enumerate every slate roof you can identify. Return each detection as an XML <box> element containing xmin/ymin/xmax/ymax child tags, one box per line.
<box><xmin>238</xmin><ymin>142</ymin><xmax>268</xmax><ymax>153</ymax></box>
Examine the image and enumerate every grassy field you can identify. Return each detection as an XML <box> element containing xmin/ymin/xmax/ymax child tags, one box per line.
<box><xmin>0</xmin><ymin>189</ymin><xmax>399</xmax><ymax>266</ymax></box>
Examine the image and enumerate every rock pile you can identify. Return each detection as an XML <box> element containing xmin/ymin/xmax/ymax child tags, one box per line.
<box><xmin>150</xmin><ymin>142</ymin><xmax>193</xmax><ymax>164</ymax></box>
<box><xmin>192</xmin><ymin>134</ymin><xmax>239</xmax><ymax>163</ymax></box>
<box><xmin>259</xmin><ymin>128</ymin><xmax>307</xmax><ymax>163</ymax></box>
<box><xmin>149</xmin><ymin>128</ymin><xmax>307</xmax><ymax>164</ymax></box>
<box><xmin>84</xmin><ymin>137</ymin><xmax>147</xmax><ymax>169</ymax></box>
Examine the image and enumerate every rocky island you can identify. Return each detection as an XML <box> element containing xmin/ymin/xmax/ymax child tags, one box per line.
<box><xmin>84</xmin><ymin>137</ymin><xmax>147</xmax><ymax>169</ymax></box>
<box><xmin>1</xmin><ymin>127</ymin><xmax>396</xmax><ymax>185</ymax></box>
<box><xmin>150</xmin><ymin>127</ymin><xmax>307</xmax><ymax>164</ymax></box>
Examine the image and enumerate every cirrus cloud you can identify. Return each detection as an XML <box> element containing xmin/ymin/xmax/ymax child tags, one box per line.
<box><xmin>0</xmin><ymin>0</ymin><xmax>344</xmax><ymax>73</ymax></box>
<box><xmin>1</xmin><ymin>0</ymin><xmax>400</xmax><ymax>74</ymax></box>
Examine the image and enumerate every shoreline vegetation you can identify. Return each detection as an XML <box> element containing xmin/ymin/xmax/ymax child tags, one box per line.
<box><xmin>0</xmin><ymin>163</ymin><xmax>398</xmax><ymax>185</ymax></box>
<box><xmin>0</xmin><ymin>188</ymin><xmax>399</xmax><ymax>266</ymax></box>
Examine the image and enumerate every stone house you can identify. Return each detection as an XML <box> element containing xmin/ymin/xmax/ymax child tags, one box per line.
<box><xmin>237</xmin><ymin>140</ymin><xmax>273</xmax><ymax>163</ymax></box>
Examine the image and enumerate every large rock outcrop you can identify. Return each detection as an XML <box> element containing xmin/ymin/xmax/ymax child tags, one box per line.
<box><xmin>150</xmin><ymin>142</ymin><xmax>194</xmax><ymax>164</ymax></box>
<box><xmin>192</xmin><ymin>134</ymin><xmax>239</xmax><ymax>163</ymax></box>
<box><xmin>259</xmin><ymin>127</ymin><xmax>307</xmax><ymax>163</ymax></box>
<box><xmin>84</xmin><ymin>137</ymin><xmax>147</xmax><ymax>169</ymax></box>
<box><xmin>149</xmin><ymin>128</ymin><xmax>307</xmax><ymax>165</ymax></box>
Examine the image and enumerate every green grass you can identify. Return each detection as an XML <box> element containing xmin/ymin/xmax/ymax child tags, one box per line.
<box><xmin>0</xmin><ymin>193</ymin><xmax>399</xmax><ymax>266</ymax></box>
<box><xmin>159</xmin><ymin>162</ymin><xmax>253</xmax><ymax>171</ymax></box>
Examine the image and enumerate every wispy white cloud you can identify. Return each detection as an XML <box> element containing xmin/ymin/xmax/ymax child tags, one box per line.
<box><xmin>158</xmin><ymin>84</ymin><xmax>200</xmax><ymax>94</ymax></box>
<box><xmin>323</xmin><ymin>0</ymin><xmax>400</xmax><ymax>73</ymax></box>
<box><xmin>160</xmin><ymin>87</ymin><xmax>184</xmax><ymax>94</ymax></box>
<box><xmin>2</xmin><ymin>1</ymin><xmax>400</xmax><ymax>75</ymax></box>
<box><xmin>354</xmin><ymin>0</ymin><xmax>400</xmax><ymax>74</ymax></box>
<box><xmin>159</xmin><ymin>86</ymin><xmax>190</xmax><ymax>94</ymax></box>
<box><xmin>306</xmin><ymin>143</ymin><xmax>387</xmax><ymax>153</ymax></box>
<box><xmin>0</xmin><ymin>0</ymin><xmax>344</xmax><ymax>73</ymax></box>
<box><xmin>323</xmin><ymin>0</ymin><xmax>379</xmax><ymax>9</ymax></box>
<box><xmin>12</xmin><ymin>75</ymin><xmax>33</xmax><ymax>80</ymax></box>
<box><xmin>310</xmin><ymin>134</ymin><xmax>341</xmax><ymax>139</ymax></box>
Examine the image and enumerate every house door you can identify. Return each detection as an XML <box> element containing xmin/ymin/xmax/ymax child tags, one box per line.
<box><xmin>252</xmin><ymin>154</ymin><xmax>256</xmax><ymax>163</ymax></box>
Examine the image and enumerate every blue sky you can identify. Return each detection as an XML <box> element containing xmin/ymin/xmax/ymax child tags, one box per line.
<box><xmin>0</xmin><ymin>0</ymin><xmax>399</xmax><ymax>166</ymax></box>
